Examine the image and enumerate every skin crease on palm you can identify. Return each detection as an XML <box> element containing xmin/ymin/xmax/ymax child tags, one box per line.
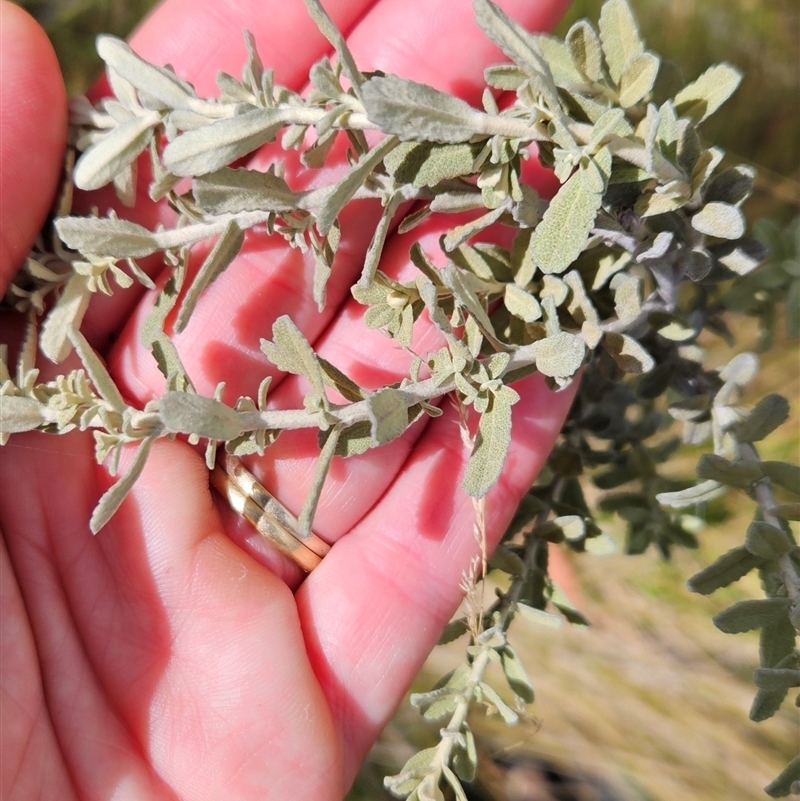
<box><xmin>0</xmin><ymin>0</ymin><xmax>580</xmax><ymax>799</ymax></box>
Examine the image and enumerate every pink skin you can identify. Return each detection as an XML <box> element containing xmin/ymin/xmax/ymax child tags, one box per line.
<box><xmin>0</xmin><ymin>1</ymin><xmax>576</xmax><ymax>800</ymax></box>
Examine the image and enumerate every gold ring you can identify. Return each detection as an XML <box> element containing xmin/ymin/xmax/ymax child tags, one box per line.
<box><xmin>211</xmin><ymin>453</ymin><xmax>330</xmax><ymax>573</ymax></box>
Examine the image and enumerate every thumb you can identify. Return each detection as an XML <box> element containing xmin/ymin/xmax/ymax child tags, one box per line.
<box><xmin>0</xmin><ymin>1</ymin><xmax>67</xmax><ymax>294</ymax></box>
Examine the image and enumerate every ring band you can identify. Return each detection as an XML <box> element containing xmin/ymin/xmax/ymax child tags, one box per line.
<box><xmin>211</xmin><ymin>453</ymin><xmax>330</xmax><ymax>572</ymax></box>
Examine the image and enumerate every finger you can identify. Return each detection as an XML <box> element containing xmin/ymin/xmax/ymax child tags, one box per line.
<box><xmin>101</xmin><ymin>442</ymin><xmax>343</xmax><ymax>800</ymax></box>
<box><xmin>1</xmin><ymin>432</ymin><xmax>343</xmax><ymax>801</ymax></box>
<box><xmin>297</xmin><ymin>373</ymin><xmax>579</xmax><ymax>781</ymax></box>
<box><xmin>0</xmin><ymin>433</ymin><xmax>177</xmax><ymax>801</ymax></box>
<box><xmin>0</xmin><ymin>534</ymin><xmax>75</xmax><ymax>799</ymax></box>
<box><xmin>0</xmin><ymin>1</ymin><xmax>67</xmax><ymax>294</ymax></box>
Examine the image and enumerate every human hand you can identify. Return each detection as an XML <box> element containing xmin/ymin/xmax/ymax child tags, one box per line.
<box><xmin>0</xmin><ymin>1</ymin><xmax>574</xmax><ymax>799</ymax></box>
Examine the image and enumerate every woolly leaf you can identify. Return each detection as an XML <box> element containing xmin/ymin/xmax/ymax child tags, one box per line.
<box><xmin>687</xmin><ymin>546</ymin><xmax>762</xmax><ymax>594</ymax></box>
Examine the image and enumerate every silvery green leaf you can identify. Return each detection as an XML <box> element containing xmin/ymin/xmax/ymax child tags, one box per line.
<box><xmin>516</xmin><ymin>603</ymin><xmax>563</xmax><ymax>629</ymax></box>
<box><xmin>312</xmin><ymin>220</ymin><xmax>340</xmax><ymax>310</ymax></box>
<box><xmin>754</xmin><ymin>668</ymin><xmax>800</xmax><ymax>692</ymax></box>
<box><xmin>16</xmin><ymin>315</ymin><xmax>38</xmax><ymax>385</ymax></box>
<box><xmin>326</xmin><ymin>421</ymin><xmax>372</xmax><ymax>457</ymax></box>
<box><xmin>261</xmin><ymin>315</ymin><xmax>326</xmax><ymax>398</ymax></box>
<box><xmin>361</xmin><ymin>75</ymin><xmax>483</xmax><ymax>143</ymax></box>
<box><xmin>761</xmin><ymin>461</ymin><xmax>800</xmax><ymax>495</ymax></box>
<box><xmin>408</xmin><ymin>242</ymin><xmax>444</xmax><ymax>287</ymax></box>
<box><xmin>193</xmin><ymin>167</ymin><xmax>299</xmax><ymax>214</ymax></box>
<box><xmin>657</xmin><ymin>479</ymin><xmax>724</xmax><ymax>508</ymax></box>
<box><xmin>216</xmin><ymin>72</ymin><xmax>252</xmax><ymax>103</ymax></box>
<box><xmin>705</xmin><ymin>164</ymin><xmax>756</xmax><ymax>206</ymax></box>
<box><xmin>473</xmin><ymin>0</ymin><xmax>560</xmax><ymax>106</ymax></box>
<box><xmin>66</xmin><ymin>327</ymin><xmax>126</xmax><ymax>412</ymax></box>
<box><xmin>531</xmin><ymin>148</ymin><xmax>609</xmax><ymax>274</ymax></box>
<box><xmin>160</xmin><ymin>391</ymin><xmax>242</xmax><ymax>440</ymax></box>
<box><xmin>504</xmin><ymin>283</ymin><xmax>541</xmax><ymax>322</ymax></box>
<box><xmin>634</xmin><ymin>189</ymin><xmax>688</xmax><ymax>218</ymax></box>
<box><xmin>618</xmin><ymin>51</ymin><xmax>660</xmax><ymax>107</ymax></box>
<box><xmin>733</xmin><ymin>394</ymin><xmax>790</xmax><ymax>442</ymax></box>
<box><xmin>592</xmin><ymin>252</ymin><xmax>631</xmax><ymax>289</ymax></box>
<box><xmin>499</xmin><ymin>644</ymin><xmax>534</xmax><ymax>703</ymax></box>
<box><xmin>607</xmin><ymin>135</ymin><xmax>682</xmax><ymax>183</ymax></box>
<box><xmin>533</xmin><ymin>33</ymin><xmax>584</xmax><ymax>87</ymax></box>
<box><xmin>151</xmin><ymin>336</ymin><xmax>194</xmax><ymax>393</ymax></box>
<box><xmin>684</xmin><ymin>247</ymin><xmax>713</xmax><ymax>281</ymax></box>
<box><xmin>40</xmin><ymin>275</ymin><xmax>91</xmax><ymax>363</ymax></box>
<box><xmin>686</xmin><ymin>545</ymin><xmax>762</xmax><ymax>595</ymax></box>
<box><xmin>303</xmin><ymin>0</ymin><xmax>363</xmax><ymax>97</ymax></box>
<box><xmin>90</xmin><ymin>435</ymin><xmax>154</xmax><ymax>533</ymax></box>
<box><xmin>164</xmin><ymin>108</ymin><xmax>284</xmax><ymax>177</ymax></box>
<box><xmin>112</xmin><ymin>160</ymin><xmax>137</xmax><ymax>208</ymax></box>
<box><xmin>56</xmin><ymin>216</ymin><xmax>159</xmax><ymax>259</ymax></box>
<box><xmin>598</xmin><ymin>0</ymin><xmax>644</xmax><ymax>84</ymax></box>
<box><xmin>462</xmin><ymin>390</ymin><xmax>514</xmax><ymax>498</ymax></box>
<box><xmin>298</xmin><ymin>424</ymin><xmax>340</xmax><ymax>537</ymax></box>
<box><xmin>531</xmin><ymin>332</ymin><xmax>584</xmax><ymax>378</ymax></box>
<box><xmin>0</xmin><ymin>396</ymin><xmax>48</xmax><ymax>435</ymax></box>
<box><xmin>764</xmin><ymin>756</ymin><xmax>800</xmax><ymax>798</ymax></box>
<box><xmin>585</xmin><ymin>532</ymin><xmax>616</xmax><ymax>555</ymax></box>
<box><xmin>719</xmin><ymin>351</ymin><xmax>759</xmax><ymax>385</ymax></box>
<box><xmin>587</xmin><ymin>108</ymin><xmax>632</xmax><ymax>151</ymax></box>
<box><xmin>697</xmin><ymin>454</ymin><xmax>763</xmax><ymax>489</ymax></box>
<box><xmin>610</xmin><ymin>273</ymin><xmax>642</xmax><ymax>324</ymax></box>
<box><xmin>713</xmin><ymin>238</ymin><xmax>767</xmax><ymax>276</ymax></box>
<box><xmin>397</xmin><ymin>205</ymin><xmax>432</xmax><ymax>234</ymax></box>
<box><xmin>673</xmin><ymin>63</ymin><xmax>742</xmax><ymax>123</ymax></box>
<box><xmin>488</xmin><ymin>545</ymin><xmax>526</xmax><ymax>575</ymax></box>
<box><xmin>745</xmin><ymin>521</ymin><xmax>792</xmax><ymax>559</ymax></box>
<box><xmin>317</xmin><ymin>357</ymin><xmax>364</xmax><ymax>403</ymax></box>
<box><xmin>603</xmin><ymin>332</ymin><xmax>654</xmax><ymax>374</ymax></box>
<box><xmin>430</xmin><ymin>191</ymin><xmax>484</xmax><ymax>213</ymax></box>
<box><xmin>676</xmin><ymin>118</ymin><xmax>701</xmax><ymax>175</ymax></box>
<box><xmin>476</xmin><ymin>680</ymin><xmax>519</xmax><ymax>724</ymax></box>
<box><xmin>713</xmin><ymin>598</ymin><xmax>791</xmax><ymax>635</ymax></box>
<box><xmin>366</xmin><ymin>387</ymin><xmax>408</xmax><ymax>445</ymax></box>
<box><xmin>690</xmin><ymin>146</ymin><xmax>725</xmax><ymax>194</ymax></box>
<box><xmin>358</xmin><ymin>192</ymin><xmax>403</xmax><ymax>289</ymax></box>
<box><xmin>175</xmin><ymin>221</ymin><xmax>244</xmax><ymax>333</ymax></box>
<box><xmin>451</xmin><ymin>728</ymin><xmax>477</xmax><ymax>784</ymax></box>
<box><xmin>417</xmin><ymin>276</ymin><xmax>472</xmax><ymax>363</ymax></box>
<box><xmin>566</xmin><ymin>20</ymin><xmax>603</xmax><ymax>82</ymax></box>
<box><xmin>301</xmin><ymin>129</ymin><xmax>339</xmax><ymax>168</ymax></box>
<box><xmin>441</xmin><ymin>263</ymin><xmax>499</xmax><ymax>344</ymax></box>
<box><xmin>484</xmin><ymin>64</ymin><xmax>527</xmax><ymax>90</ymax></box>
<box><xmin>309</xmin><ymin>59</ymin><xmax>343</xmax><ymax>99</ymax></box>
<box><xmin>451</xmin><ymin>242</ymin><xmax>512</xmax><ymax>284</ymax></box>
<box><xmin>770</xmin><ymin>503</ymin><xmax>800</xmax><ymax>521</ymax></box>
<box><xmin>441</xmin><ymin>205</ymin><xmax>507</xmax><ymax>253</ymax></box>
<box><xmin>241</xmin><ymin>30</ymin><xmax>264</xmax><ymax>95</ymax></box>
<box><xmin>141</xmin><ymin>253</ymin><xmax>185</xmax><ymax>346</ymax></box>
<box><xmin>74</xmin><ymin>112</ymin><xmax>158</xmax><ymax>191</ymax></box>
<box><xmin>383</xmin><ymin>746</ymin><xmax>439</xmax><ymax>795</ymax></box>
<box><xmin>384</xmin><ymin>141</ymin><xmax>482</xmax><ymax>187</ymax></box>
<box><xmin>314</xmin><ymin>136</ymin><xmax>397</xmax><ymax>234</ymax></box>
<box><xmin>692</xmin><ymin>202</ymin><xmax>745</xmax><ymax>239</ymax></box>
<box><xmin>97</xmin><ymin>36</ymin><xmax>198</xmax><ymax>110</ymax></box>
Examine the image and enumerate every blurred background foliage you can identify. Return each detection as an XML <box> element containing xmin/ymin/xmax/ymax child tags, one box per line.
<box><xmin>16</xmin><ymin>0</ymin><xmax>799</xmax><ymax>799</ymax></box>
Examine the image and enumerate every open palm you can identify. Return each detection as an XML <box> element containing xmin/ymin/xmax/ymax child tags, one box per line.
<box><xmin>0</xmin><ymin>1</ymin><xmax>574</xmax><ymax>799</ymax></box>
